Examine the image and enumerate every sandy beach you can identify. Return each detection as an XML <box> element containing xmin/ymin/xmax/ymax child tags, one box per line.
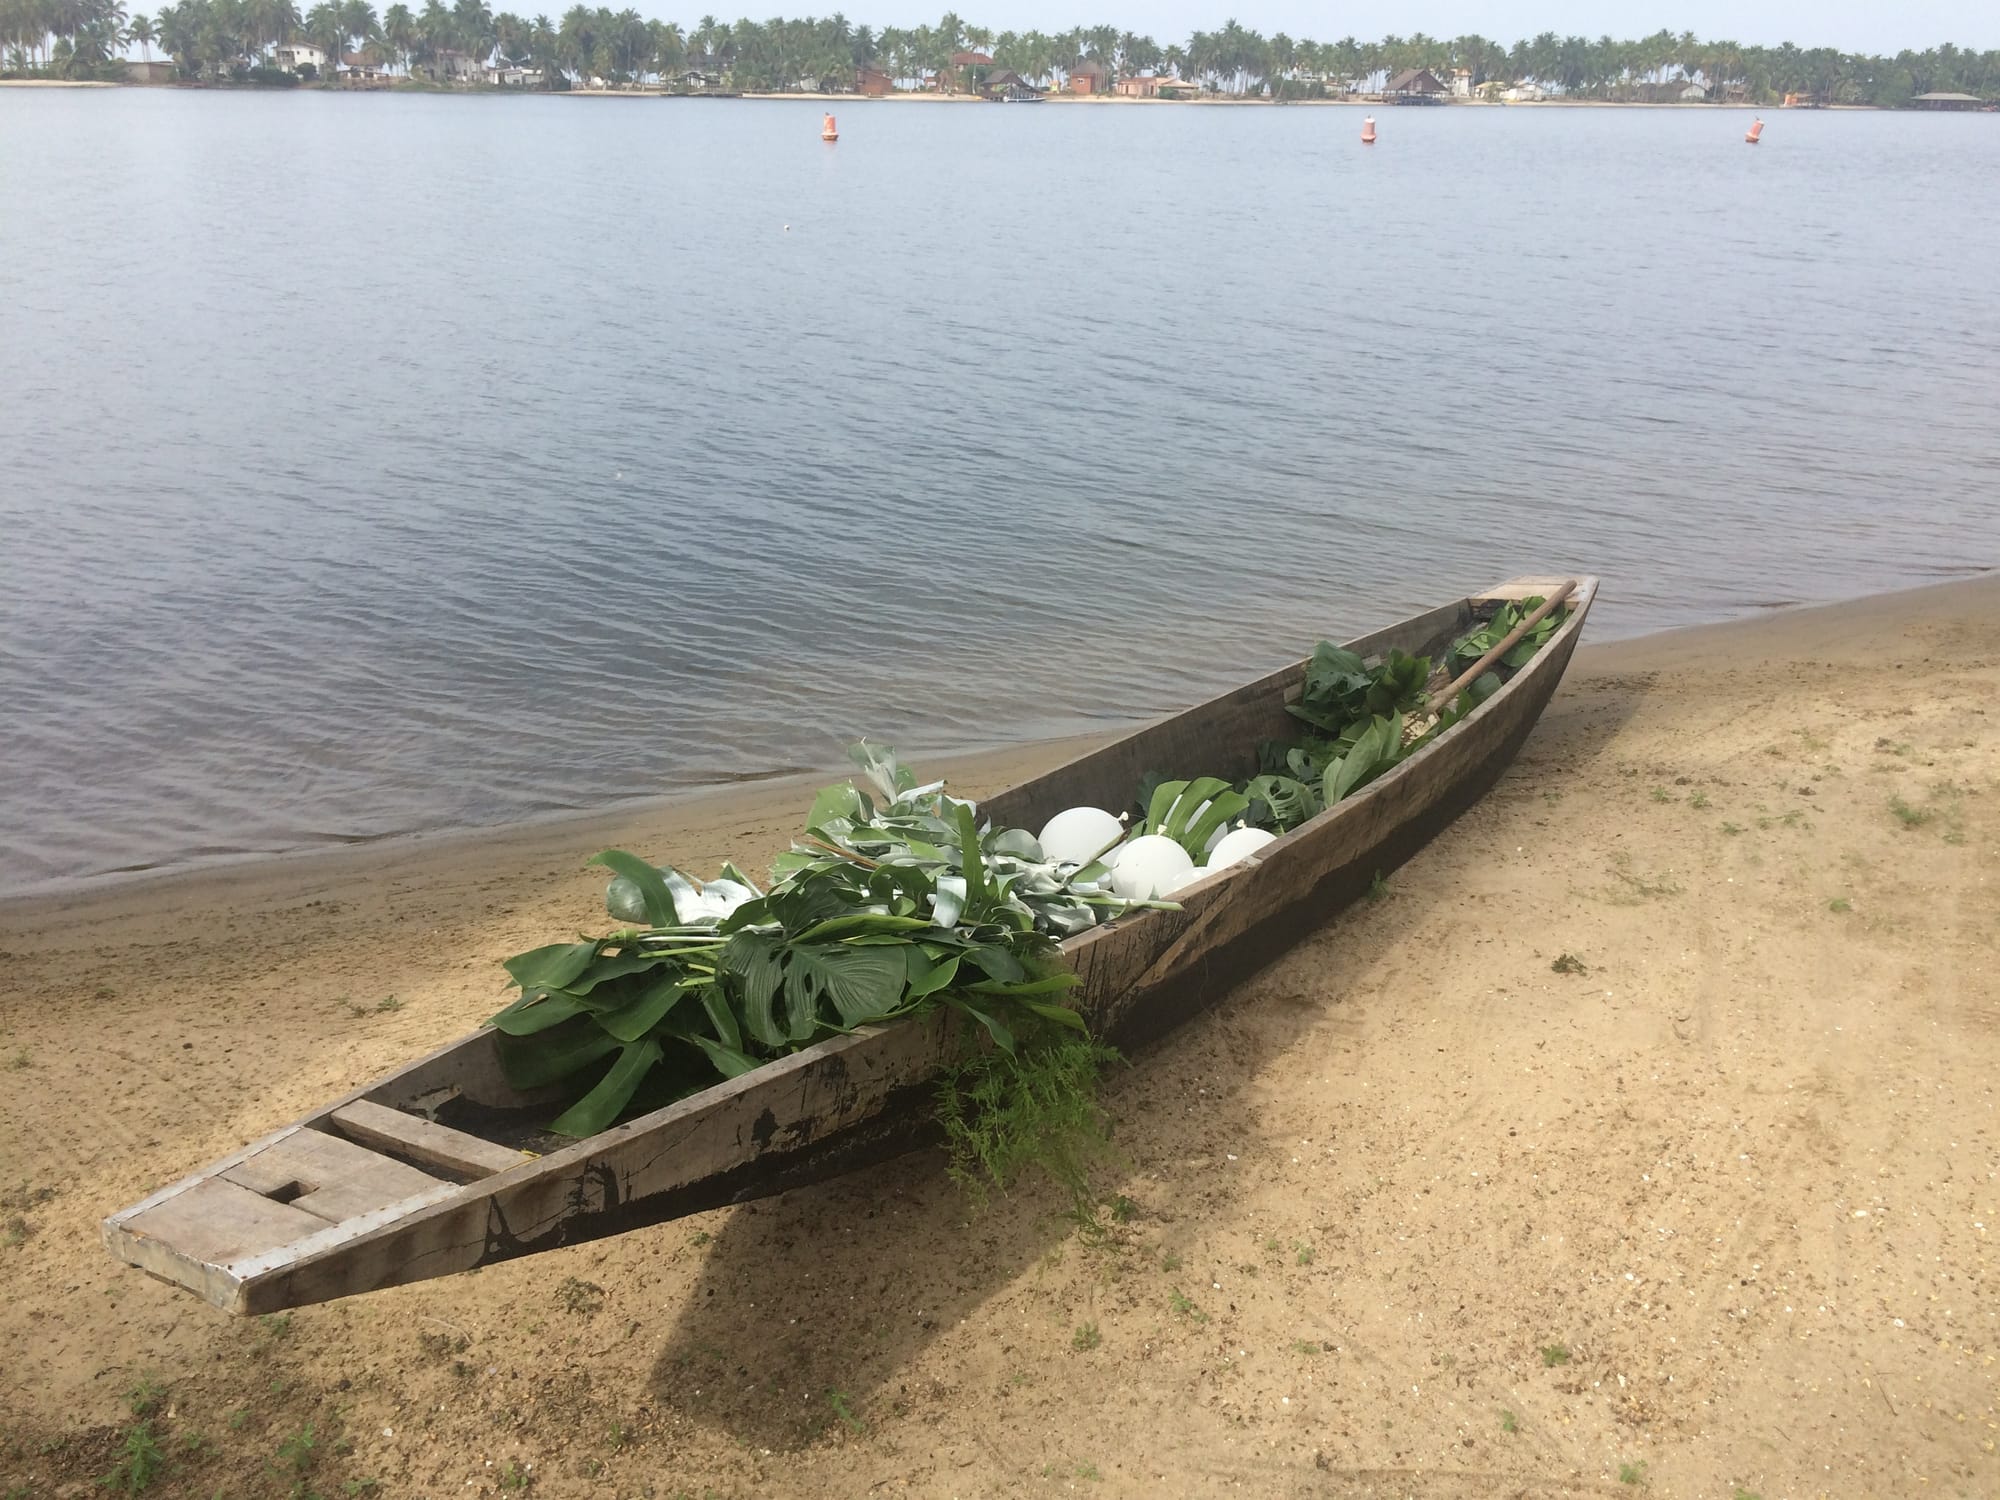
<box><xmin>2</xmin><ymin>575</ymin><xmax>1995</xmax><ymax>1498</ymax></box>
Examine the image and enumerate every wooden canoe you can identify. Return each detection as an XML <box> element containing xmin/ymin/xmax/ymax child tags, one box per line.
<box><xmin>104</xmin><ymin>574</ymin><xmax>1598</xmax><ymax>1313</ymax></box>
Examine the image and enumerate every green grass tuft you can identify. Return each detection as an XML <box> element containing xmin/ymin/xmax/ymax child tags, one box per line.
<box><xmin>1071</xmin><ymin>1321</ymin><xmax>1101</xmax><ymax>1351</ymax></box>
<box><xmin>1539</xmin><ymin>1342</ymin><xmax>1571</xmax><ymax>1367</ymax></box>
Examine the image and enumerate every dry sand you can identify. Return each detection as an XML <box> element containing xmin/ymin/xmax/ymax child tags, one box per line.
<box><xmin>3</xmin><ymin>576</ymin><xmax>1996</xmax><ymax>1499</ymax></box>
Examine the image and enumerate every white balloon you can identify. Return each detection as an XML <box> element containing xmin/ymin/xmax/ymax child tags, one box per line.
<box><xmin>1108</xmin><ymin>835</ymin><xmax>1194</xmax><ymax>899</ymax></box>
<box><xmin>1038</xmin><ymin>806</ymin><xmax>1125</xmax><ymax>865</ymax></box>
<box><xmin>1208</xmin><ymin>826</ymin><xmax>1277</xmax><ymax>870</ymax></box>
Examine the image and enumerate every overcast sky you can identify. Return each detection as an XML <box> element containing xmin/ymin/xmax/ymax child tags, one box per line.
<box><xmin>847</xmin><ymin>3</ymin><xmax>1995</xmax><ymax>54</ymax></box>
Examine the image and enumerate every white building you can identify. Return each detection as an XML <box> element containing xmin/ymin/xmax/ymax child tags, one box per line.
<box><xmin>1450</xmin><ymin>67</ymin><xmax>1471</xmax><ymax>98</ymax></box>
<box><xmin>273</xmin><ymin>42</ymin><xmax>327</xmax><ymax>72</ymax></box>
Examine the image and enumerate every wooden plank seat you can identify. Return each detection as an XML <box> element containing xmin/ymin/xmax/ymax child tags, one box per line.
<box><xmin>330</xmin><ymin>1099</ymin><xmax>531</xmax><ymax>1180</ymax></box>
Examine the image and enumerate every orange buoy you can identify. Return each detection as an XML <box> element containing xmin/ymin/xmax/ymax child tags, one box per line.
<box><xmin>1745</xmin><ymin>116</ymin><xmax>1763</xmax><ymax>144</ymax></box>
<box><xmin>821</xmin><ymin>113</ymin><xmax>838</xmax><ymax>141</ymax></box>
<box><xmin>1361</xmin><ymin>114</ymin><xmax>1376</xmax><ymax>144</ymax></box>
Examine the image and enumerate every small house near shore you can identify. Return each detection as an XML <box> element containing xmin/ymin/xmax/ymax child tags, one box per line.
<box><xmin>1115</xmin><ymin>72</ymin><xmax>1199</xmax><ymax>98</ymax></box>
<box><xmin>1909</xmin><ymin>91</ymin><xmax>1986</xmax><ymax>111</ymax></box>
<box><xmin>124</xmin><ymin>58</ymin><xmax>175</xmax><ymax>83</ymax></box>
<box><xmin>854</xmin><ymin>63</ymin><xmax>895</xmax><ymax>95</ymax></box>
<box><xmin>1383</xmin><ymin>67</ymin><xmax>1450</xmax><ymax>103</ymax></box>
<box><xmin>977</xmin><ymin>69</ymin><xmax>1041</xmax><ymax>100</ymax></box>
<box><xmin>1068</xmin><ymin>58</ymin><xmax>1109</xmax><ymax>95</ymax></box>
<box><xmin>272</xmin><ymin>41</ymin><xmax>326</xmax><ymax>73</ymax></box>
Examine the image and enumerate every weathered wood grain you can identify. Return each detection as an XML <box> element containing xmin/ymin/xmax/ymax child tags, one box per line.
<box><xmin>103</xmin><ymin>576</ymin><xmax>1597</xmax><ymax>1313</ymax></box>
<box><xmin>330</xmin><ymin>1100</ymin><xmax>532</xmax><ymax>1180</ymax></box>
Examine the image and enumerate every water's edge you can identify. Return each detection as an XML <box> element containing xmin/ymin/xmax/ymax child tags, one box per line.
<box><xmin>7</xmin><ymin>572</ymin><xmax>1987</xmax><ymax>910</ymax></box>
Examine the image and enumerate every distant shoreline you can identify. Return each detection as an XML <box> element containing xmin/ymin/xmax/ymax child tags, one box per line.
<box><xmin>0</xmin><ymin>79</ymin><xmax>1901</xmax><ymax>109</ymax></box>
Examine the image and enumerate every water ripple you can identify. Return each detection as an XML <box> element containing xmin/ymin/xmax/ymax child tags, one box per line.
<box><xmin>1</xmin><ymin>93</ymin><xmax>1997</xmax><ymax>892</ymax></box>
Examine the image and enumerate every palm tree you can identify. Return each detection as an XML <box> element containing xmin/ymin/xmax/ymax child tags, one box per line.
<box><xmin>126</xmin><ymin>7</ymin><xmax>153</xmax><ymax>56</ymax></box>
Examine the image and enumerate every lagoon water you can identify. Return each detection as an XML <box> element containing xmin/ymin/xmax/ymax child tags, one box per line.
<box><xmin>2</xmin><ymin>90</ymin><xmax>1997</xmax><ymax>892</ymax></box>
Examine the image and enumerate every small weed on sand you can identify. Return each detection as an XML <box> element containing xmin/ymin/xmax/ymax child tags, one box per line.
<box><xmin>1551</xmin><ymin>952</ymin><xmax>1588</xmax><ymax>975</ymax></box>
<box><xmin>1075</xmin><ymin>1462</ymin><xmax>1102</xmax><ymax>1481</ymax></box>
<box><xmin>1539</xmin><ymin>1343</ymin><xmax>1571</xmax><ymax>1367</ymax></box>
<box><xmin>1889</xmin><ymin>795</ymin><xmax>1934</xmax><ymax>829</ymax></box>
<box><xmin>1733</xmin><ymin>1489</ymin><xmax>1765</xmax><ymax>1500</ymax></box>
<box><xmin>1159</xmin><ymin>1250</ymin><xmax>1182</xmax><ymax>1272</ymax></box>
<box><xmin>1721</xmin><ymin>822</ymin><xmax>1745</xmax><ymax>836</ymax></box>
<box><xmin>1071</xmin><ymin>1321</ymin><xmax>1101</xmax><ymax>1351</ymax></box>
<box><xmin>555</xmin><ymin>1278</ymin><xmax>604</xmax><ymax>1316</ymax></box>
<box><xmin>827</xmin><ymin>1390</ymin><xmax>866</xmax><ymax>1434</ymax></box>
<box><xmin>102</xmin><ymin>1421</ymin><xmax>166</xmax><ymax>1493</ymax></box>
<box><xmin>1292</xmin><ymin>1340</ymin><xmax>1326</xmax><ymax>1355</ymax></box>
<box><xmin>275</xmin><ymin>1421</ymin><xmax>319</xmax><ymax>1476</ymax></box>
<box><xmin>7</xmin><ymin>1049</ymin><xmax>28</xmax><ymax>1070</ymax></box>
<box><xmin>1618</xmin><ymin>1460</ymin><xmax>1650</xmax><ymax>1485</ymax></box>
<box><xmin>1366</xmin><ymin>871</ymin><xmax>1390</xmax><ymax>902</ymax></box>
<box><xmin>1293</xmin><ymin>1240</ymin><xmax>1315</xmax><ymax>1265</ymax></box>
<box><xmin>499</xmin><ymin>1460</ymin><xmax>530</xmax><ymax>1490</ymax></box>
<box><xmin>1169</xmin><ymin>1289</ymin><xmax>1207</xmax><ymax>1324</ymax></box>
<box><xmin>1500</xmin><ymin>1409</ymin><xmax>1519</xmax><ymax>1433</ymax></box>
<box><xmin>1828</xmin><ymin>897</ymin><xmax>1852</xmax><ymax>913</ymax></box>
<box><xmin>1689</xmin><ymin>791</ymin><xmax>1711</xmax><ymax>809</ymax></box>
<box><xmin>1650</xmin><ymin>787</ymin><xmax>1673</xmax><ymax>803</ymax></box>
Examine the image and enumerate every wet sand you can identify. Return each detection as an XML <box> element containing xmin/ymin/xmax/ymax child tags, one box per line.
<box><xmin>2</xmin><ymin>575</ymin><xmax>1996</xmax><ymax>1498</ymax></box>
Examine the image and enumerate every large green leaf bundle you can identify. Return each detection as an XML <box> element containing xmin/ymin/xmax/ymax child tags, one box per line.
<box><xmin>493</xmin><ymin>747</ymin><xmax>1154</xmax><ymax>1139</ymax></box>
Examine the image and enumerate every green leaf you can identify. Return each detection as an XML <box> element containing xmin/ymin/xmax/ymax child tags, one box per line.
<box><xmin>788</xmin><ymin>943</ymin><xmax>909</xmax><ymax>1028</ymax></box>
<box><xmin>952</xmin><ymin>998</ymin><xmax>1015</xmax><ymax>1054</ymax></box>
<box><xmin>795</xmin><ymin>912</ymin><xmax>933</xmax><ymax>943</ymax></box>
<box><xmin>690</xmin><ymin>1033</ymin><xmax>760</xmax><ymax>1079</ymax></box>
<box><xmin>549</xmin><ymin>1038</ymin><xmax>662</xmax><ymax>1138</ymax></box>
<box><xmin>502</xmin><ymin>940</ymin><xmax>599</xmax><ymax>993</ymax></box>
<box><xmin>967</xmin><ymin>974</ymin><xmax>1079</xmax><ymax>998</ymax></box>
<box><xmin>963</xmin><ymin>944</ymin><xmax>1026</xmax><ymax>983</ymax></box>
<box><xmin>953</xmin><ymin>802</ymin><xmax>991</xmax><ymax>917</ymax></box>
<box><xmin>586</xmin><ymin>851</ymin><xmax>679</xmax><ymax>927</ymax></box>
<box><xmin>806</xmin><ymin>781</ymin><xmax>863</xmax><ymax>831</ymax></box>
<box><xmin>847</xmin><ymin>740</ymin><xmax>916</xmax><ymax>800</ymax></box>
<box><xmin>699</xmin><ymin>983</ymin><xmax>744</xmax><ymax>1053</ymax></box>
<box><xmin>595</xmin><ymin>974</ymin><xmax>691</xmax><ymax>1042</ymax></box>
<box><xmin>1022</xmin><ymin>999</ymin><xmax>1088</xmax><ymax>1031</ymax></box>
<box><xmin>782</xmin><ymin>964</ymin><xmax>820</xmax><ymax>1043</ymax></box>
<box><xmin>559</xmin><ymin>950</ymin><xmax>670</xmax><ymax>997</ymax></box>
<box><xmin>904</xmin><ymin>949</ymin><xmax>959</xmax><ymax>1000</ymax></box>
<box><xmin>717</xmin><ymin>861</ymin><xmax>763</xmax><ymax>896</ymax></box>
<box><xmin>488</xmin><ymin>989</ymin><xmax>586</xmax><ymax>1036</ymax></box>
<box><xmin>721</xmin><ymin>933</ymin><xmax>787</xmax><ymax>1049</ymax></box>
<box><xmin>496</xmin><ymin>1017</ymin><xmax>621</xmax><ymax>1090</ymax></box>
<box><xmin>1246</xmin><ymin>774</ymin><xmax>1318</xmax><ymax>831</ymax></box>
<box><xmin>1145</xmin><ymin>778</ymin><xmax>1188</xmax><ymax>831</ymax></box>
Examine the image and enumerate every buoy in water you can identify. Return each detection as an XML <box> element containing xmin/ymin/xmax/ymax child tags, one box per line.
<box><xmin>1745</xmin><ymin>116</ymin><xmax>1764</xmax><ymax>144</ymax></box>
<box><xmin>821</xmin><ymin>113</ymin><xmax>838</xmax><ymax>141</ymax></box>
<box><xmin>1361</xmin><ymin>114</ymin><xmax>1377</xmax><ymax>144</ymax></box>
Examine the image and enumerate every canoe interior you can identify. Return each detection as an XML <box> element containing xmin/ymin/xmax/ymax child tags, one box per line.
<box><xmin>103</xmin><ymin>575</ymin><xmax>1594</xmax><ymax>1312</ymax></box>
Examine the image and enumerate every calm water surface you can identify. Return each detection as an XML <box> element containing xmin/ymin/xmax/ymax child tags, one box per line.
<box><xmin>2</xmin><ymin>92</ymin><xmax>1997</xmax><ymax>892</ymax></box>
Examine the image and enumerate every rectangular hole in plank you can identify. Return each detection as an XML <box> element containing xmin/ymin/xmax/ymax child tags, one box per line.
<box><xmin>264</xmin><ymin>1180</ymin><xmax>310</xmax><ymax>1204</ymax></box>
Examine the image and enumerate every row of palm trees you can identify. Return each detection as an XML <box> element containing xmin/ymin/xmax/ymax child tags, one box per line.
<box><xmin>5</xmin><ymin>1</ymin><xmax>1997</xmax><ymax>104</ymax></box>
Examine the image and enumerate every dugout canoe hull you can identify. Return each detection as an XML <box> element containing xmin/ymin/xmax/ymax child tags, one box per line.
<box><xmin>104</xmin><ymin>575</ymin><xmax>1597</xmax><ymax>1313</ymax></box>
